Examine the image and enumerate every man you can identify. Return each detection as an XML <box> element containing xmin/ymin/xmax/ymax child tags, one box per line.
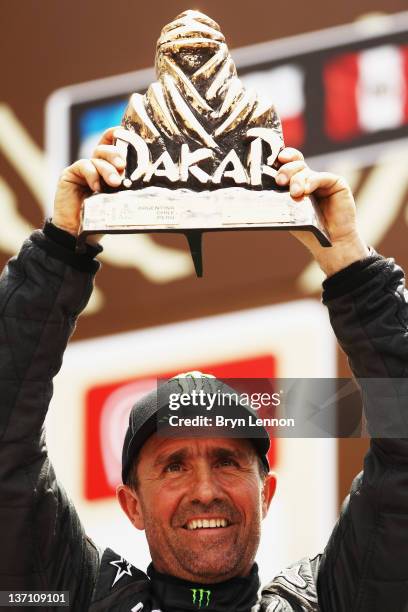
<box><xmin>0</xmin><ymin>126</ymin><xmax>407</xmax><ymax>611</ymax></box>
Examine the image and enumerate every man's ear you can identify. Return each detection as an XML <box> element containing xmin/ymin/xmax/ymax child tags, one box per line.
<box><xmin>117</xmin><ymin>485</ymin><xmax>145</xmax><ymax>530</ymax></box>
<box><xmin>261</xmin><ymin>472</ymin><xmax>277</xmax><ymax>519</ymax></box>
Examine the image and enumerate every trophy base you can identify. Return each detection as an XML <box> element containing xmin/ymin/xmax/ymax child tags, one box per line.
<box><xmin>78</xmin><ymin>186</ymin><xmax>331</xmax><ymax>276</ymax></box>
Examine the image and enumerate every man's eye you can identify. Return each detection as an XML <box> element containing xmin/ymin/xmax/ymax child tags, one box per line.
<box><xmin>164</xmin><ymin>462</ymin><xmax>184</xmax><ymax>473</ymax></box>
<box><xmin>217</xmin><ymin>458</ymin><xmax>238</xmax><ymax>468</ymax></box>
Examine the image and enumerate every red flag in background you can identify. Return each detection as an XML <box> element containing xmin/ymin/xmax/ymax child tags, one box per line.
<box><xmin>324</xmin><ymin>44</ymin><xmax>408</xmax><ymax>141</ymax></box>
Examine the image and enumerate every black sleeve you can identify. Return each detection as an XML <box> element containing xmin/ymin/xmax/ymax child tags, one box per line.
<box><xmin>317</xmin><ymin>252</ymin><xmax>408</xmax><ymax>612</ymax></box>
<box><xmin>0</xmin><ymin>229</ymin><xmax>101</xmax><ymax>607</ymax></box>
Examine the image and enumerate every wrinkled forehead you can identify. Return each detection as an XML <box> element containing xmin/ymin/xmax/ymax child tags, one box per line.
<box><xmin>140</xmin><ymin>435</ymin><xmax>256</xmax><ymax>466</ymax></box>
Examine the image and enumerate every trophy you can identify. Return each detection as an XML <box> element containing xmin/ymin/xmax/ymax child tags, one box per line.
<box><xmin>78</xmin><ymin>10</ymin><xmax>331</xmax><ymax>275</ymax></box>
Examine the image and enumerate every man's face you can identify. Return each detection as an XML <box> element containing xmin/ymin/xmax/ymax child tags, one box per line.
<box><xmin>117</xmin><ymin>436</ymin><xmax>276</xmax><ymax>583</ymax></box>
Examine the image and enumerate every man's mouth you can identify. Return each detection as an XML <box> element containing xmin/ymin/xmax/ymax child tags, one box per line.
<box><xmin>184</xmin><ymin>518</ymin><xmax>231</xmax><ymax>530</ymax></box>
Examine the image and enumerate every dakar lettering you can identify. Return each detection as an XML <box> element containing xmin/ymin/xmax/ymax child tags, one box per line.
<box><xmin>116</xmin><ymin>127</ymin><xmax>281</xmax><ymax>188</ymax></box>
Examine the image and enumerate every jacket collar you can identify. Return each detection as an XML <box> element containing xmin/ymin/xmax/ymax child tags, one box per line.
<box><xmin>147</xmin><ymin>563</ymin><xmax>260</xmax><ymax>611</ymax></box>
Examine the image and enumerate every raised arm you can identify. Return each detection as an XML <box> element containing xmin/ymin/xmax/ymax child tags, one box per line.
<box><xmin>318</xmin><ymin>244</ymin><xmax>408</xmax><ymax>612</ymax></box>
<box><xmin>275</xmin><ymin>149</ymin><xmax>408</xmax><ymax>611</ymax></box>
<box><xmin>0</xmin><ymin>129</ymin><xmax>125</xmax><ymax>602</ymax></box>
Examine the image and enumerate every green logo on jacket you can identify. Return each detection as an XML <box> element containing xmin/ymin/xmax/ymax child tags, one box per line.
<box><xmin>191</xmin><ymin>588</ymin><xmax>211</xmax><ymax>607</ymax></box>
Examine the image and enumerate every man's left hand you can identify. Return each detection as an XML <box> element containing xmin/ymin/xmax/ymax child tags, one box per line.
<box><xmin>276</xmin><ymin>147</ymin><xmax>369</xmax><ymax>277</ymax></box>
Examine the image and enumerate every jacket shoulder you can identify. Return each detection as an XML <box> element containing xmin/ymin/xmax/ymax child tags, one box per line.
<box><xmin>89</xmin><ymin>548</ymin><xmax>149</xmax><ymax>611</ymax></box>
<box><xmin>260</xmin><ymin>556</ymin><xmax>320</xmax><ymax>612</ymax></box>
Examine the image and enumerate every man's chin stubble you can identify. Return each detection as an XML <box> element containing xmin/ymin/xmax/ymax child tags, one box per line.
<box><xmin>171</xmin><ymin>544</ymin><xmax>252</xmax><ymax>582</ymax></box>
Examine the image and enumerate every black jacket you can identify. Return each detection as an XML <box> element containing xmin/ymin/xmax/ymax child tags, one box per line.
<box><xmin>0</xmin><ymin>227</ymin><xmax>407</xmax><ymax>611</ymax></box>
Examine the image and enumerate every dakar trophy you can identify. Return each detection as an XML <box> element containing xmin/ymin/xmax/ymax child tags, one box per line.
<box><xmin>78</xmin><ymin>10</ymin><xmax>330</xmax><ymax>276</ymax></box>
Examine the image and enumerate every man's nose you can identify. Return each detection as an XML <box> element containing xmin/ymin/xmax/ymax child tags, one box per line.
<box><xmin>189</xmin><ymin>463</ymin><xmax>224</xmax><ymax>504</ymax></box>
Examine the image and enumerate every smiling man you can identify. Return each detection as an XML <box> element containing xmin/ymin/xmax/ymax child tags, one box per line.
<box><xmin>0</xmin><ymin>129</ymin><xmax>407</xmax><ymax>611</ymax></box>
<box><xmin>120</xmin><ymin>434</ymin><xmax>273</xmax><ymax>578</ymax></box>
<box><xmin>115</xmin><ymin>373</ymin><xmax>276</xmax><ymax>607</ymax></box>
<box><xmin>118</xmin><ymin>377</ymin><xmax>276</xmax><ymax>588</ymax></box>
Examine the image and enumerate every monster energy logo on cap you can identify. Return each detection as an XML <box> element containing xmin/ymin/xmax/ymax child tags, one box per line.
<box><xmin>191</xmin><ymin>588</ymin><xmax>211</xmax><ymax>607</ymax></box>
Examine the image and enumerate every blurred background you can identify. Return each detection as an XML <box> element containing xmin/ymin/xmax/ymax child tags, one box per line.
<box><xmin>2</xmin><ymin>0</ymin><xmax>408</xmax><ymax>582</ymax></box>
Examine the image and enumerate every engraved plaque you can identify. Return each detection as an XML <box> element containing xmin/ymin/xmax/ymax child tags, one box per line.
<box><xmin>78</xmin><ymin>10</ymin><xmax>331</xmax><ymax>275</ymax></box>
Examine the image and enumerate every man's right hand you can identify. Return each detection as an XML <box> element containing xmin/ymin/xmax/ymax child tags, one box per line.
<box><xmin>52</xmin><ymin>127</ymin><xmax>126</xmax><ymax>240</ymax></box>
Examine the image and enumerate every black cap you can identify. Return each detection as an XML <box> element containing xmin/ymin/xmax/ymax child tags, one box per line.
<box><xmin>121</xmin><ymin>372</ymin><xmax>270</xmax><ymax>483</ymax></box>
